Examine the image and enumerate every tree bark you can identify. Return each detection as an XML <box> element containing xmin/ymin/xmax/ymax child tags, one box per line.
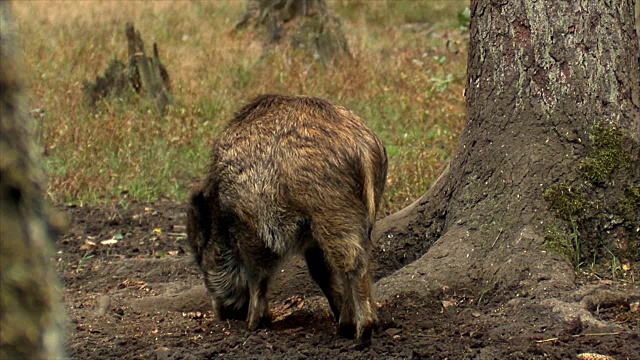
<box><xmin>374</xmin><ymin>0</ymin><xmax>639</xmax><ymax>309</ymax></box>
<box><xmin>0</xmin><ymin>3</ymin><xmax>66</xmax><ymax>359</ymax></box>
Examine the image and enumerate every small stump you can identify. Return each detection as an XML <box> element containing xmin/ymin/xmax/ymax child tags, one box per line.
<box><xmin>84</xmin><ymin>23</ymin><xmax>171</xmax><ymax>114</ymax></box>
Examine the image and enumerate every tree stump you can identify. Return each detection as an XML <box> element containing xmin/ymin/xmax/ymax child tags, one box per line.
<box><xmin>235</xmin><ymin>0</ymin><xmax>351</xmax><ymax>66</ymax></box>
<box><xmin>84</xmin><ymin>23</ymin><xmax>171</xmax><ymax>114</ymax></box>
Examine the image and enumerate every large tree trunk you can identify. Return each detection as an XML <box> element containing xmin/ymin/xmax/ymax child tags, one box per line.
<box><xmin>374</xmin><ymin>0</ymin><xmax>639</xmax><ymax>325</ymax></box>
<box><xmin>0</xmin><ymin>3</ymin><xmax>66</xmax><ymax>359</ymax></box>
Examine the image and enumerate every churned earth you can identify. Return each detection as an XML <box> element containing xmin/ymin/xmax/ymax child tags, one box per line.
<box><xmin>56</xmin><ymin>201</ymin><xmax>639</xmax><ymax>359</ymax></box>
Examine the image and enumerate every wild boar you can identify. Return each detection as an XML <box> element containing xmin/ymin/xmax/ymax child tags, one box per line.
<box><xmin>187</xmin><ymin>94</ymin><xmax>387</xmax><ymax>342</ymax></box>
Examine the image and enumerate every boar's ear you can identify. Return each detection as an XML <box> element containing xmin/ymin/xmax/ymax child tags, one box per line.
<box><xmin>186</xmin><ymin>189</ymin><xmax>212</xmax><ymax>267</ymax></box>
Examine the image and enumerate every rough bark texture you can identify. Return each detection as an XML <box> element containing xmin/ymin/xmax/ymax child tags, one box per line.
<box><xmin>0</xmin><ymin>2</ymin><xmax>67</xmax><ymax>359</ymax></box>
<box><xmin>83</xmin><ymin>23</ymin><xmax>171</xmax><ymax>114</ymax></box>
<box><xmin>374</xmin><ymin>0</ymin><xmax>639</xmax><ymax>311</ymax></box>
<box><xmin>235</xmin><ymin>0</ymin><xmax>350</xmax><ymax>66</ymax></box>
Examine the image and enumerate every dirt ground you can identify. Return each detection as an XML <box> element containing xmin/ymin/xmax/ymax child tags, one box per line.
<box><xmin>56</xmin><ymin>201</ymin><xmax>639</xmax><ymax>359</ymax></box>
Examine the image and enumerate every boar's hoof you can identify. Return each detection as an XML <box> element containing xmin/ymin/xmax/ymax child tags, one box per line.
<box><xmin>337</xmin><ymin>322</ymin><xmax>357</xmax><ymax>339</ymax></box>
<box><xmin>338</xmin><ymin>322</ymin><xmax>375</xmax><ymax>343</ymax></box>
<box><xmin>358</xmin><ymin>325</ymin><xmax>374</xmax><ymax>345</ymax></box>
<box><xmin>216</xmin><ymin>302</ymin><xmax>249</xmax><ymax>322</ymax></box>
<box><xmin>247</xmin><ymin>315</ymin><xmax>272</xmax><ymax>331</ymax></box>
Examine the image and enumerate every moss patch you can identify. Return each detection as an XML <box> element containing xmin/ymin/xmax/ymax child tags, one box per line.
<box><xmin>544</xmin><ymin>225</ymin><xmax>576</xmax><ymax>264</ymax></box>
<box><xmin>543</xmin><ymin>182</ymin><xmax>588</xmax><ymax>220</ymax></box>
<box><xmin>544</xmin><ymin>122</ymin><xmax>639</xmax><ymax>268</ymax></box>
<box><xmin>578</xmin><ymin>123</ymin><xmax>631</xmax><ymax>184</ymax></box>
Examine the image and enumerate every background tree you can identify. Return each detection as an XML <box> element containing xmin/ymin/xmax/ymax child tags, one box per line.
<box><xmin>0</xmin><ymin>2</ymin><xmax>66</xmax><ymax>359</ymax></box>
<box><xmin>374</xmin><ymin>0</ymin><xmax>639</xmax><ymax>319</ymax></box>
<box><xmin>235</xmin><ymin>0</ymin><xmax>350</xmax><ymax>65</ymax></box>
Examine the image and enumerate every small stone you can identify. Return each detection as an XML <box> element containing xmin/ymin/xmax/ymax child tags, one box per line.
<box><xmin>155</xmin><ymin>347</ymin><xmax>171</xmax><ymax>360</ymax></box>
<box><xmin>96</xmin><ymin>295</ymin><xmax>111</xmax><ymax>316</ymax></box>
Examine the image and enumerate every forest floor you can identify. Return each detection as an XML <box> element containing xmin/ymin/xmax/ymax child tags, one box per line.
<box><xmin>56</xmin><ymin>201</ymin><xmax>639</xmax><ymax>359</ymax></box>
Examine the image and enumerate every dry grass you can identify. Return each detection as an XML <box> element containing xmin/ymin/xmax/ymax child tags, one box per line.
<box><xmin>13</xmin><ymin>0</ymin><xmax>468</xmax><ymax>214</ymax></box>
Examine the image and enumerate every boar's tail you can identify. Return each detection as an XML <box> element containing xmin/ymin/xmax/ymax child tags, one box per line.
<box><xmin>187</xmin><ymin>188</ymin><xmax>212</xmax><ymax>267</ymax></box>
<box><xmin>362</xmin><ymin>142</ymin><xmax>388</xmax><ymax>234</ymax></box>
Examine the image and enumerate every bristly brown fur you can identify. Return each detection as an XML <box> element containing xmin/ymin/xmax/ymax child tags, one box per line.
<box><xmin>187</xmin><ymin>94</ymin><xmax>387</xmax><ymax>343</ymax></box>
<box><xmin>230</xmin><ymin>94</ymin><xmax>342</xmax><ymax>126</ymax></box>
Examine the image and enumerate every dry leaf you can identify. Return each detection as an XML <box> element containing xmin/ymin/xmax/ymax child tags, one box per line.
<box><xmin>280</xmin><ymin>327</ymin><xmax>304</xmax><ymax>334</ymax></box>
<box><xmin>101</xmin><ymin>239</ymin><xmax>118</xmax><ymax>245</ymax></box>
<box><xmin>621</xmin><ymin>259</ymin><xmax>631</xmax><ymax>272</ymax></box>
<box><xmin>182</xmin><ymin>311</ymin><xmax>204</xmax><ymax>319</ymax></box>
<box><xmin>79</xmin><ymin>240</ymin><xmax>97</xmax><ymax>251</ymax></box>
<box><xmin>272</xmin><ymin>296</ymin><xmax>305</xmax><ymax>322</ymax></box>
<box><xmin>119</xmin><ymin>279</ymin><xmax>146</xmax><ymax>289</ymax></box>
<box><xmin>576</xmin><ymin>353</ymin><xmax>615</xmax><ymax>360</ymax></box>
<box><xmin>442</xmin><ymin>300</ymin><xmax>456</xmax><ymax>308</ymax></box>
<box><xmin>384</xmin><ymin>328</ymin><xmax>402</xmax><ymax>337</ymax></box>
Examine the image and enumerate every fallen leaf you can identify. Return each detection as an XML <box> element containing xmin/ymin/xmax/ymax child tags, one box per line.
<box><xmin>280</xmin><ymin>327</ymin><xmax>304</xmax><ymax>334</ymax></box>
<box><xmin>182</xmin><ymin>311</ymin><xmax>204</xmax><ymax>319</ymax></box>
<box><xmin>576</xmin><ymin>353</ymin><xmax>615</xmax><ymax>360</ymax></box>
<box><xmin>119</xmin><ymin>279</ymin><xmax>146</xmax><ymax>289</ymax></box>
<box><xmin>79</xmin><ymin>240</ymin><xmax>97</xmax><ymax>251</ymax></box>
<box><xmin>272</xmin><ymin>296</ymin><xmax>305</xmax><ymax>322</ymax></box>
<box><xmin>384</xmin><ymin>328</ymin><xmax>402</xmax><ymax>337</ymax></box>
<box><xmin>101</xmin><ymin>239</ymin><xmax>118</xmax><ymax>245</ymax></box>
<box><xmin>153</xmin><ymin>228</ymin><xmax>162</xmax><ymax>234</ymax></box>
<box><xmin>442</xmin><ymin>300</ymin><xmax>457</xmax><ymax>308</ymax></box>
<box><xmin>629</xmin><ymin>301</ymin><xmax>639</xmax><ymax>313</ymax></box>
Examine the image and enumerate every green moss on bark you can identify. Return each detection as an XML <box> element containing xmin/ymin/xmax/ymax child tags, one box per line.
<box><xmin>544</xmin><ymin>225</ymin><xmax>576</xmax><ymax>264</ymax></box>
<box><xmin>578</xmin><ymin>123</ymin><xmax>631</xmax><ymax>184</ymax></box>
<box><xmin>544</xmin><ymin>123</ymin><xmax>639</xmax><ymax>268</ymax></box>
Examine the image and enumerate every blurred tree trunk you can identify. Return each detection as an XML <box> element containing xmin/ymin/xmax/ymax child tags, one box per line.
<box><xmin>374</xmin><ymin>0</ymin><xmax>639</xmax><ymax>305</ymax></box>
<box><xmin>0</xmin><ymin>2</ymin><xmax>66</xmax><ymax>359</ymax></box>
<box><xmin>235</xmin><ymin>0</ymin><xmax>350</xmax><ymax>66</ymax></box>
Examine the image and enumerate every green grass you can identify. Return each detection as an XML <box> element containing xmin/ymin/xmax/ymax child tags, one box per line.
<box><xmin>14</xmin><ymin>0</ymin><xmax>468</xmax><ymax>215</ymax></box>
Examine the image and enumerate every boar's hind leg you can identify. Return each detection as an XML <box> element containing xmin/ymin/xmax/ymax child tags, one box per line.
<box><xmin>247</xmin><ymin>276</ymin><xmax>271</xmax><ymax>331</ymax></box>
<box><xmin>305</xmin><ymin>246</ymin><xmax>343</xmax><ymax>320</ymax></box>
<box><xmin>314</xmin><ymin>222</ymin><xmax>377</xmax><ymax>342</ymax></box>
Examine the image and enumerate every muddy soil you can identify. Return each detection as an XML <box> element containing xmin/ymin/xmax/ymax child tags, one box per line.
<box><xmin>56</xmin><ymin>201</ymin><xmax>639</xmax><ymax>359</ymax></box>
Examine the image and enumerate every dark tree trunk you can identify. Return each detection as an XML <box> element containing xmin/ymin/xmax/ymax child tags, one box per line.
<box><xmin>374</xmin><ymin>0</ymin><xmax>639</xmax><ymax>318</ymax></box>
<box><xmin>235</xmin><ymin>0</ymin><xmax>351</xmax><ymax>66</ymax></box>
<box><xmin>0</xmin><ymin>2</ymin><xmax>66</xmax><ymax>359</ymax></box>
